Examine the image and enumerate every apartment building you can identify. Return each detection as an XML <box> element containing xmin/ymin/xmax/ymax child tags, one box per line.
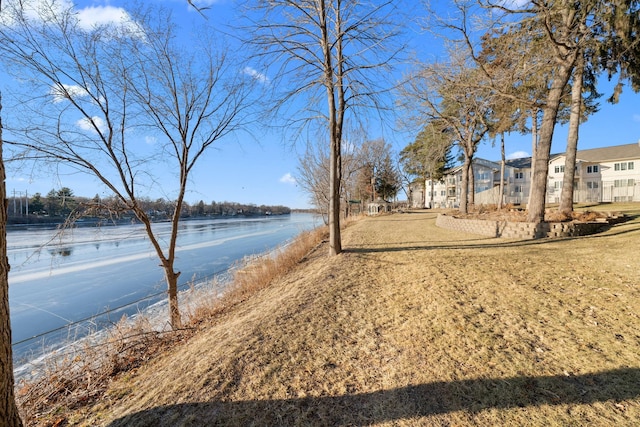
<box><xmin>412</xmin><ymin>142</ymin><xmax>640</xmax><ymax>208</ymax></box>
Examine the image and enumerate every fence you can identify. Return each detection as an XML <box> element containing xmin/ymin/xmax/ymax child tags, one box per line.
<box><xmin>473</xmin><ymin>179</ymin><xmax>640</xmax><ymax>206</ymax></box>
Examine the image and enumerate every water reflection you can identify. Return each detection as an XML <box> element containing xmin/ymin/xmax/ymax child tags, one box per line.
<box><xmin>48</xmin><ymin>247</ymin><xmax>73</xmax><ymax>257</ymax></box>
<box><xmin>9</xmin><ymin>213</ymin><xmax>320</xmax><ymax>368</ymax></box>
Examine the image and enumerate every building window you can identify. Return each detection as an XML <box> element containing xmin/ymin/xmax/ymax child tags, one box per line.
<box><xmin>554</xmin><ymin>181</ymin><xmax>563</xmax><ymax>189</ymax></box>
<box><xmin>614</xmin><ymin>179</ymin><xmax>634</xmax><ymax>187</ymax></box>
<box><xmin>587</xmin><ymin>165</ymin><xmax>599</xmax><ymax>173</ymax></box>
<box><xmin>441</xmin><ymin>190</ymin><xmax>446</xmax><ymax>196</ymax></box>
<box><xmin>554</xmin><ymin>165</ymin><xmax>565</xmax><ymax>173</ymax></box>
<box><xmin>614</xmin><ymin>162</ymin><xmax>632</xmax><ymax>171</ymax></box>
<box><xmin>586</xmin><ymin>181</ymin><xmax>599</xmax><ymax>189</ymax></box>
<box><xmin>514</xmin><ymin>185</ymin><xmax>522</xmax><ymax>193</ymax></box>
<box><xmin>515</xmin><ymin>172</ymin><xmax>524</xmax><ymax>180</ymax></box>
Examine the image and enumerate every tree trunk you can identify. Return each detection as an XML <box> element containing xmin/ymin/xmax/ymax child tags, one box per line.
<box><xmin>165</xmin><ymin>169</ymin><xmax>187</xmax><ymax>330</ymax></box>
<box><xmin>430</xmin><ymin>176</ymin><xmax>435</xmax><ymax>209</ymax></box>
<box><xmin>526</xmin><ymin>59</ymin><xmax>575</xmax><ymax>223</ymax></box>
<box><xmin>460</xmin><ymin>156</ymin><xmax>472</xmax><ymax>214</ymax></box>
<box><xmin>559</xmin><ymin>52</ymin><xmax>584</xmax><ymax>216</ymax></box>
<box><xmin>165</xmin><ymin>268</ymin><xmax>182</xmax><ymax>329</ymax></box>
<box><xmin>321</xmin><ymin>0</ymin><xmax>342</xmax><ymax>256</ymax></box>
<box><xmin>527</xmin><ymin>108</ymin><xmax>539</xmax><ymax>209</ymax></box>
<box><xmin>0</xmin><ymin>95</ymin><xmax>24</xmax><ymax>427</ymax></box>
<box><xmin>329</xmin><ymin>134</ymin><xmax>342</xmax><ymax>255</ymax></box>
<box><xmin>468</xmin><ymin>159</ymin><xmax>475</xmax><ymax>208</ymax></box>
<box><xmin>135</xmin><ymin>207</ymin><xmax>183</xmax><ymax>330</ymax></box>
<box><xmin>498</xmin><ymin>133</ymin><xmax>505</xmax><ymax>210</ymax></box>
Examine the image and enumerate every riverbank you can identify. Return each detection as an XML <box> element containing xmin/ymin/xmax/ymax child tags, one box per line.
<box><xmin>22</xmin><ymin>205</ymin><xmax>640</xmax><ymax>426</ymax></box>
<box><xmin>7</xmin><ymin>211</ymin><xmax>293</xmax><ymax>230</ymax></box>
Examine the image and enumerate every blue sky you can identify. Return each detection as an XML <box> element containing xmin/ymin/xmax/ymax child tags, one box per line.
<box><xmin>2</xmin><ymin>0</ymin><xmax>640</xmax><ymax>209</ymax></box>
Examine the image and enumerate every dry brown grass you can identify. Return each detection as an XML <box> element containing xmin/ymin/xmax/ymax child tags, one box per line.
<box><xmin>186</xmin><ymin>226</ymin><xmax>329</xmax><ymax>324</ymax></box>
<box><xmin>22</xmin><ymin>204</ymin><xmax>640</xmax><ymax>426</ymax></box>
<box><xmin>16</xmin><ymin>225</ymin><xmax>328</xmax><ymax>426</ymax></box>
<box><xmin>16</xmin><ymin>316</ymin><xmax>194</xmax><ymax>426</ymax></box>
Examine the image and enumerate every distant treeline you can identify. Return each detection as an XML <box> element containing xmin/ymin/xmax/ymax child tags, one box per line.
<box><xmin>7</xmin><ymin>187</ymin><xmax>291</xmax><ymax>225</ymax></box>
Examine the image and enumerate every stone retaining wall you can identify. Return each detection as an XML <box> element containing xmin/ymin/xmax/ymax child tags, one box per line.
<box><xmin>435</xmin><ymin>214</ymin><xmax>609</xmax><ymax>239</ymax></box>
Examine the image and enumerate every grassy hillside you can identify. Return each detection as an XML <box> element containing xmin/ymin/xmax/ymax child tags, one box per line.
<box><xmin>29</xmin><ymin>204</ymin><xmax>640</xmax><ymax>426</ymax></box>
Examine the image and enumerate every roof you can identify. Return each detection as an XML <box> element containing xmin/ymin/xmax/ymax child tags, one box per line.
<box><xmin>444</xmin><ymin>164</ymin><xmax>464</xmax><ymax>174</ymax></box>
<box><xmin>575</xmin><ymin>143</ymin><xmax>640</xmax><ymax>162</ymax></box>
<box><xmin>502</xmin><ymin>143</ymin><xmax>640</xmax><ymax>168</ymax></box>
<box><xmin>443</xmin><ymin>158</ymin><xmax>506</xmax><ymax>175</ymax></box>
<box><xmin>438</xmin><ymin>143</ymin><xmax>640</xmax><ymax>175</ymax></box>
<box><xmin>505</xmin><ymin>157</ymin><xmax>532</xmax><ymax>169</ymax></box>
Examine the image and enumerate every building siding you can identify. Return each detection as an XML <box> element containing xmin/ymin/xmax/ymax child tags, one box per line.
<box><xmin>409</xmin><ymin>142</ymin><xmax>640</xmax><ymax>208</ymax></box>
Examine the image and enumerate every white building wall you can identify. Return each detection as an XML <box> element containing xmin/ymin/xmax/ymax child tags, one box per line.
<box><xmin>599</xmin><ymin>159</ymin><xmax>640</xmax><ymax>202</ymax></box>
<box><xmin>412</xmin><ymin>145</ymin><xmax>640</xmax><ymax>209</ymax></box>
<box><xmin>424</xmin><ymin>180</ymin><xmax>450</xmax><ymax>208</ymax></box>
<box><xmin>505</xmin><ymin>168</ymin><xmax>530</xmax><ymax>205</ymax></box>
<box><xmin>547</xmin><ymin>156</ymin><xmax>568</xmax><ymax>204</ymax></box>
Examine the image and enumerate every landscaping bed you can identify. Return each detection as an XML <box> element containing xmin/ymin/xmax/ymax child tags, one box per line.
<box><xmin>437</xmin><ymin>206</ymin><xmax>629</xmax><ymax>239</ymax></box>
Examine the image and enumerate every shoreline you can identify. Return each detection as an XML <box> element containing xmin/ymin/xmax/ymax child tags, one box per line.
<box><xmin>17</xmin><ymin>205</ymin><xmax>640</xmax><ymax>426</ymax></box>
<box><xmin>10</xmin><ymin>214</ymin><xmax>320</xmax><ymax>372</ymax></box>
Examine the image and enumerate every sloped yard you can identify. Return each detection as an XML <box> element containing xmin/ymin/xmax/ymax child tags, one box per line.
<box><xmin>60</xmin><ymin>205</ymin><xmax>640</xmax><ymax>426</ymax></box>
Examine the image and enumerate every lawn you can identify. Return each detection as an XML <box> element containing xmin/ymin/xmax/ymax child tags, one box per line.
<box><xmin>34</xmin><ymin>203</ymin><xmax>640</xmax><ymax>426</ymax></box>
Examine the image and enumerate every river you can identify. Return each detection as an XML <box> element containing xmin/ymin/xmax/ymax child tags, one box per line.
<box><xmin>8</xmin><ymin>213</ymin><xmax>320</xmax><ymax>370</ymax></box>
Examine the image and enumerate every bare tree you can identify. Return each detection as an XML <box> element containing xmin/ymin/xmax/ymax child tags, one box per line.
<box><xmin>474</xmin><ymin>22</ymin><xmax>552</xmax><ymax>210</ymax></box>
<box><xmin>558</xmin><ymin>51</ymin><xmax>585</xmax><ymax>216</ymax></box>
<box><xmin>356</xmin><ymin>138</ymin><xmax>400</xmax><ymax>203</ymax></box>
<box><xmin>402</xmin><ymin>54</ymin><xmax>494</xmax><ymax>214</ymax></box>
<box><xmin>480</xmin><ymin>0</ymin><xmax>640</xmax><ymax>222</ymax></box>
<box><xmin>0</xmin><ymin>93</ymin><xmax>23</xmax><ymax>427</ymax></box>
<box><xmin>297</xmin><ymin>134</ymin><xmax>393</xmax><ymax>218</ymax></box>
<box><xmin>0</xmin><ymin>1</ymin><xmax>251</xmax><ymax>329</ymax></box>
<box><xmin>297</xmin><ymin>140</ymin><xmax>331</xmax><ymax>223</ymax></box>
<box><xmin>400</xmin><ymin>120</ymin><xmax>453</xmax><ymax>208</ymax></box>
<box><xmin>244</xmin><ymin>0</ymin><xmax>402</xmax><ymax>255</ymax></box>
<box><xmin>0</xmin><ymin>4</ymin><xmax>22</xmax><ymax>425</ymax></box>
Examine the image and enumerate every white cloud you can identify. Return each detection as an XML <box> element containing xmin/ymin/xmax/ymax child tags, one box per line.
<box><xmin>76</xmin><ymin>5</ymin><xmax>144</xmax><ymax>38</ymax></box>
<box><xmin>279</xmin><ymin>173</ymin><xmax>296</xmax><ymax>185</ymax></box>
<box><xmin>507</xmin><ymin>150</ymin><xmax>530</xmax><ymax>159</ymax></box>
<box><xmin>77</xmin><ymin>6</ymin><xmax>133</xmax><ymax>30</ymax></box>
<box><xmin>145</xmin><ymin>136</ymin><xmax>157</xmax><ymax>145</ymax></box>
<box><xmin>1</xmin><ymin>1</ymin><xmax>143</xmax><ymax>39</ymax></box>
<box><xmin>497</xmin><ymin>0</ymin><xmax>531</xmax><ymax>8</ymax></box>
<box><xmin>243</xmin><ymin>67</ymin><xmax>270</xmax><ymax>84</ymax></box>
<box><xmin>0</xmin><ymin>0</ymin><xmax>72</xmax><ymax>25</ymax></box>
<box><xmin>51</xmin><ymin>83</ymin><xmax>90</xmax><ymax>103</ymax></box>
<box><xmin>77</xmin><ymin>116</ymin><xmax>106</xmax><ymax>133</ymax></box>
<box><xmin>189</xmin><ymin>0</ymin><xmax>221</xmax><ymax>7</ymax></box>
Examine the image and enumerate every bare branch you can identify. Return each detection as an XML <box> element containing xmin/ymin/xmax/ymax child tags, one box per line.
<box><xmin>0</xmin><ymin>1</ymin><xmax>251</xmax><ymax>328</ymax></box>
